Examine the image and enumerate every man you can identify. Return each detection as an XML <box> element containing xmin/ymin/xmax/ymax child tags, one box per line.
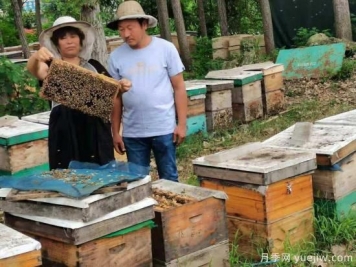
<box><xmin>107</xmin><ymin>0</ymin><xmax>187</xmax><ymax>182</ymax></box>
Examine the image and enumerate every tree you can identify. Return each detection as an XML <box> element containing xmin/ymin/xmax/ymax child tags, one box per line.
<box><xmin>197</xmin><ymin>0</ymin><xmax>207</xmax><ymax>37</ymax></box>
<box><xmin>217</xmin><ymin>0</ymin><xmax>228</xmax><ymax>35</ymax></box>
<box><xmin>156</xmin><ymin>0</ymin><xmax>171</xmax><ymax>41</ymax></box>
<box><xmin>259</xmin><ymin>0</ymin><xmax>274</xmax><ymax>53</ymax></box>
<box><xmin>35</xmin><ymin>0</ymin><xmax>42</xmax><ymax>37</ymax></box>
<box><xmin>333</xmin><ymin>0</ymin><xmax>352</xmax><ymax>40</ymax></box>
<box><xmin>171</xmin><ymin>0</ymin><xmax>191</xmax><ymax>70</ymax></box>
<box><xmin>81</xmin><ymin>2</ymin><xmax>108</xmax><ymax>66</ymax></box>
<box><xmin>10</xmin><ymin>0</ymin><xmax>30</xmax><ymax>58</ymax></box>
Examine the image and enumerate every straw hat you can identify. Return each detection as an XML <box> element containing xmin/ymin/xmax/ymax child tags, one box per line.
<box><xmin>107</xmin><ymin>1</ymin><xmax>157</xmax><ymax>30</ymax></box>
<box><xmin>39</xmin><ymin>16</ymin><xmax>95</xmax><ymax>60</ymax></box>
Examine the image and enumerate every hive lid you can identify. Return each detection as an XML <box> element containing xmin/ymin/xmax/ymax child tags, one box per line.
<box><xmin>0</xmin><ymin>223</ymin><xmax>41</xmax><ymax>259</ymax></box>
<box><xmin>0</xmin><ymin>117</ymin><xmax>48</xmax><ymax>146</ymax></box>
<box><xmin>315</xmin><ymin>109</ymin><xmax>356</xmax><ymax>127</ymax></box>
<box><xmin>263</xmin><ymin>123</ymin><xmax>356</xmax><ymax>166</ymax></box>
<box><xmin>193</xmin><ymin>142</ymin><xmax>317</xmax><ymax>185</ymax></box>
<box><xmin>21</xmin><ymin>111</ymin><xmax>51</xmax><ymax>125</ymax></box>
<box><xmin>205</xmin><ymin>68</ymin><xmax>263</xmax><ymax>86</ymax></box>
<box><xmin>187</xmin><ymin>79</ymin><xmax>234</xmax><ymax>92</ymax></box>
<box><xmin>185</xmin><ymin>81</ymin><xmax>207</xmax><ymax>97</ymax></box>
<box><xmin>241</xmin><ymin>61</ymin><xmax>284</xmax><ymax>75</ymax></box>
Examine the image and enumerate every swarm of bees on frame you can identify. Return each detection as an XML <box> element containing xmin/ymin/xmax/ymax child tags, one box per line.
<box><xmin>41</xmin><ymin>59</ymin><xmax>120</xmax><ymax>122</ymax></box>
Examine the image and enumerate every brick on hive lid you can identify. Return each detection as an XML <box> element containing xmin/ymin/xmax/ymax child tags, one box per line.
<box><xmin>41</xmin><ymin>59</ymin><xmax>120</xmax><ymax>122</ymax></box>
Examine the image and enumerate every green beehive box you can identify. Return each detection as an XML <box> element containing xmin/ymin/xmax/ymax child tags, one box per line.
<box><xmin>205</xmin><ymin>68</ymin><xmax>263</xmax><ymax>86</ymax></box>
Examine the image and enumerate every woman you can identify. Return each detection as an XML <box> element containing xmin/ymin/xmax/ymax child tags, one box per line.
<box><xmin>27</xmin><ymin>16</ymin><xmax>130</xmax><ymax>170</ymax></box>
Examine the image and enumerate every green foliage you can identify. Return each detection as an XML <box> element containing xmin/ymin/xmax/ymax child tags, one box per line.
<box><xmin>293</xmin><ymin>27</ymin><xmax>332</xmax><ymax>47</ymax></box>
<box><xmin>0</xmin><ymin>17</ymin><xmax>20</xmax><ymax>46</ymax></box>
<box><xmin>189</xmin><ymin>37</ymin><xmax>224</xmax><ymax>79</ymax></box>
<box><xmin>26</xmin><ymin>33</ymin><xmax>38</xmax><ymax>44</ymax></box>
<box><xmin>0</xmin><ymin>57</ymin><xmax>49</xmax><ymax>117</ymax></box>
<box><xmin>22</xmin><ymin>11</ymin><xmax>36</xmax><ymax>29</ymax></box>
<box><xmin>41</xmin><ymin>0</ymin><xmax>81</xmax><ymax>26</ymax></box>
<box><xmin>331</xmin><ymin>59</ymin><xmax>356</xmax><ymax>81</ymax></box>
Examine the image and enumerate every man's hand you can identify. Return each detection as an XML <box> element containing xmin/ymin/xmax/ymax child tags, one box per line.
<box><xmin>119</xmin><ymin>78</ymin><xmax>132</xmax><ymax>93</ymax></box>
<box><xmin>34</xmin><ymin>47</ymin><xmax>54</xmax><ymax>63</ymax></box>
<box><xmin>173</xmin><ymin>124</ymin><xmax>186</xmax><ymax>146</ymax></box>
<box><xmin>113</xmin><ymin>134</ymin><xmax>126</xmax><ymax>154</ymax></box>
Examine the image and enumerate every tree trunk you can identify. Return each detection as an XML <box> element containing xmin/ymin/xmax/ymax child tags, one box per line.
<box><xmin>259</xmin><ymin>0</ymin><xmax>275</xmax><ymax>53</ymax></box>
<box><xmin>156</xmin><ymin>0</ymin><xmax>171</xmax><ymax>42</ymax></box>
<box><xmin>171</xmin><ymin>0</ymin><xmax>191</xmax><ymax>70</ymax></box>
<box><xmin>35</xmin><ymin>0</ymin><xmax>42</xmax><ymax>37</ymax></box>
<box><xmin>217</xmin><ymin>0</ymin><xmax>229</xmax><ymax>36</ymax></box>
<box><xmin>197</xmin><ymin>0</ymin><xmax>207</xmax><ymax>37</ymax></box>
<box><xmin>0</xmin><ymin>29</ymin><xmax>4</xmax><ymax>53</ymax></box>
<box><xmin>11</xmin><ymin>0</ymin><xmax>30</xmax><ymax>58</ymax></box>
<box><xmin>333</xmin><ymin>0</ymin><xmax>352</xmax><ymax>40</ymax></box>
<box><xmin>81</xmin><ymin>3</ymin><xmax>108</xmax><ymax>67</ymax></box>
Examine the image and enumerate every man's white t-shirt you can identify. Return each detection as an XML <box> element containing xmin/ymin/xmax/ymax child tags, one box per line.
<box><xmin>108</xmin><ymin>37</ymin><xmax>185</xmax><ymax>138</ymax></box>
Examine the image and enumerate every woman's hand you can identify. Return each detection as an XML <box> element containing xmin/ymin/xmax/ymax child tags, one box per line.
<box><xmin>34</xmin><ymin>47</ymin><xmax>54</xmax><ymax>63</ymax></box>
<box><xmin>119</xmin><ymin>78</ymin><xmax>132</xmax><ymax>93</ymax></box>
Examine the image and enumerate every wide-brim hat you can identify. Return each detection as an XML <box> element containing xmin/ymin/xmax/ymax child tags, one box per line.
<box><xmin>39</xmin><ymin>16</ymin><xmax>95</xmax><ymax>60</ymax></box>
<box><xmin>107</xmin><ymin>0</ymin><xmax>157</xmax><ymax>30</ymax></box>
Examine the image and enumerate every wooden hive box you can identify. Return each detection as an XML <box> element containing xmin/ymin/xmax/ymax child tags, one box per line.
<box><xmin>185</xmin><ymin>81</ymin><xmax>207</xmax><ymax>136</ymax></box>
<box><xmin>315</xmin><ymin>109</ymin><xmax>356</xmax><ymax>127</ymax></box>
<box><xmin>262</xmin><ymin>88</ymin><xmax>285</xmax><ymax>116</ymax></box>
<box><xmin>30</xmin><ymin>221</ymin><xmax>153</xmax><ymax>267</ymax></box>
<box><xmin>0</xmin><ymin>116</ymin><xmax>49</xmax><ymax>177</ymax></box>
<box><xmin>263</xmin><ymin>123</ymin><xmax>356</xmax><ymax>217</ymax></box>
<box><xmin>21</xmin><ymin>111</ymin><xmax>51</xmax><ymax>125</ymax></box>
<box><xmin>206</xmin><ymin>69</ymin><xmax>263</xmax><ymax>122</ymax></box>
<box><xmin>0</xmin><ymin>176</ymin><xmax>151</xmax><ymax>222</ymax></box>
<box><xmin>153</xmin><ymin>240</ymin><xmax>230</xmax><ymax>267</ymax></box>
<box><xmin>151</xmin><ymin>179</ymin><xmax>228</xmax><ymax>264</ymax></box>
<box><xmin>192</xmin><ymin>142</ymin><xmax>316</xmax><ymax>259</ymax></box>
<box><xmin>0</xmin><ymin>223</ymin><xmax>42</xmax><ymax>267</ymax></box>
<box><xmin>187</xmin><ymin>80</ymin><xmax>233</xmax><ymax>131</ymax></box>
<box><xmin>41</xmin><ymin>59</ymin><xmax>120</xmax><ymax>122</ymax></box>
<box><xmin>4</xmin><ymin>197</ymin><xmax>156</xmax><ymax>245</ymax></box>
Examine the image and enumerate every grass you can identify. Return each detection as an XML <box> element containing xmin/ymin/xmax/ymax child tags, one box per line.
<box><xmin>175</xmin><ymin>92</ymin><xmax>356</xmax><ymax>266</ymax></box>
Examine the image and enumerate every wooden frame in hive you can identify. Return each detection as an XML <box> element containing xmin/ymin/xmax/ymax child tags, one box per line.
<box><xmin>41</xmin><ymin>59</ymin><xmax>120</xmax><ymax>121</ymax></box>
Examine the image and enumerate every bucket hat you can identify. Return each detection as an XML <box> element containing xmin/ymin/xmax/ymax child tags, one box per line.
<box><xmin>107</xmin><ymin>1</ymin><xmax>157</xmax><ymax>30</ymax></box>
<box><xmin>39</xmin><ymin>16</ymin><xmax>95</xmax><ymax>60</ymax></box>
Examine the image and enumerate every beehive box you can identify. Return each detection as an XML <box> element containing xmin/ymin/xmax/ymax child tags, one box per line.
<box><xmin>31</xmin><ymin>222</ymin><xmax>153</xmax><ymax>267</ymax></box>
<box><xmin>153</xmin><ymin>240</ymin><xmax>230</xmax><ymax>267</ymax></box>
<box><xmin>151</xmin><ymin>179</ymin><xmax>228</xmax><ymax>263</ymax></box>
<box><xmin>262</xmin><ymin>89</ymin><xmax>285</xmax><ymax>115</ymax></box>
<box><xmin>187</xmin><ymin>80</ymin><xmax>233</xmax><ymax>131</ymax></box>
<box><xmin>21</xmin><ymin>111</ymin><xmax>51</xmax><ymax>125</ymax></box>
<box><xmin>193</xmin><ymin>142</ymin><xmax>316</xmax><ymax>258</ymax></box>
<box><xmin>185</xmin><ymin>81</ymin><xmax>207</xmax><ymax>136</ymax></box>
<box><xmin>264</xmin><ymin>123</ymin><xmax>356</xmax><ymax>217</ymax></box>
<box><xmin>206</xmin><ymin>68</ymin><xmax>263</xmax><ymax>122</ymax></box>
<box><xmin>0</xmin><ymin>176</ymin><xmax>151</xmax><ymax>222</ymax></box>
<box><xmin>5</xmin><ymin>198</ymin><xmax>156</xmax><ymax>245</ymax></box>
<box><xmin>315</xmin><ymin>109</ymin><xmax>356</xmax><ymax>127</ymax></box>
<box><xmin>0</xmin><ymin>116</ymin><xmax>49</xmax><ymax>177</ymax></box>
<box><xmin>0</xmin><ymin>223</ymin><xmax>42</xmax><ymax>267</ymax></box>
<box><xmin>41</xmin><ymin>59</ymin><xmax>120</xmax><ymax>122</ymax></box>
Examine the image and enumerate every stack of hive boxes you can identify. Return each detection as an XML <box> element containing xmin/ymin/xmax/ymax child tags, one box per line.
<box><xmin>193</xmin><ymin>142</ymin><xmax>317</xmax><ymax>259</ymax></box>
<box><xmin>0</xmin><ymin>116</ymin><xmax>49</xmax><ymax>178</ymax></box>
<box><xmin>0</xmin><ymin>175</ymin><xmax>156</xmax><ymax>266</ymax></box>
<box><xmin>0</xmin><ymin>223</ymin><xmax>42</xmax><ymax>267</ymax></box>
<box><xmin>188</xmin><ymin>80</ymin><xmax>233</xmax><ymax>132</ymax></box>
<box><xmin>185</xmin><ymin>81</ymin><xmax>207</xmax><ymax>136</ymax></box>
<box><xmin>206</xmin><ymin>68</ymin><xmax>263</xmax><ymax>123</ymax></box>
<box><xmin>264</xmin><ymin>117</ymin><xmax>356</xmax><ymax>219</ymax></box>
<box><xmin>151</xmin><ymin>179</ymin><xmax>229</xmax><ymax>266</ymax></box>
<box><xmin>242</xmin><ymin>62</ymin><xmax>285</xmax><ymax>116</ymax></box>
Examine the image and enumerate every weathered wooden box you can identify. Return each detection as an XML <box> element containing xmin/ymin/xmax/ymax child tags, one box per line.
<box><xmin>315</xmin><ymin>109</ymin><xmax>356</xmax><ymax>127</ymax></box>
<box><xmin>232</xmin><ymin>98</ymin><xmax>263</xmax><ymax>122</ymax></box>
<box><xmin>262</xmin><ymin>89</ymin><xmax>285</xmax><ymax>115</ymax></box>
<box><xmin>0</xmin><ymin>117</ymin><xmax>49</xmax><ymax>176</ymax></box>
<box><xmin>153</xmin><ymin>240</ymin><xmax>230</xmax><ymax>267</ymax></box>
<box><xmin>228</xmin><ymin>208</ymin><xmax>314</xmax><ymax>259</ymax></box>
<box><xmin>32</xmin><ymin>223</ymin><xmax>153</xmax><ymax>267</ymax></box>
<box><xmin>0</xmin><ymin>176</ymin><xmax>151</xmax><ymax>222</ymax></box>
<box><xmin>21</xmin><ymin>111</ymin><xmax>51</xmax><ymax>125</ymax></box>
<box><xmin>0</xmin><ymin>223</ymin><xmax>42</xmax><ymax>267</ymax></box>
<box><xmin>151</xmin><ymin>179</ymin><xmax>228</xmax><ymax>263</ymax></box>
<box><xmin>188</xmin><ymin>79</ymin><xmax>234</xmax><ymax>131</ymax></box>
<box><xmin>205</xmin><ymin>68</ymin><xmax>263</xmax><ymax>87</ymax></box>
<box><xmin>232</xmin><ymin>80</ymin><xmax>262</xmax><ymax>105</ymax></box>
<box><xmin>4</xmin><ymin>198</ymin><xmax>156</xmax><ymax>245</ymax></box>
<box><xmin>186</xmin><ymin>114</ymin><xmax>207</xmax><ymax>136</ymax></box>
